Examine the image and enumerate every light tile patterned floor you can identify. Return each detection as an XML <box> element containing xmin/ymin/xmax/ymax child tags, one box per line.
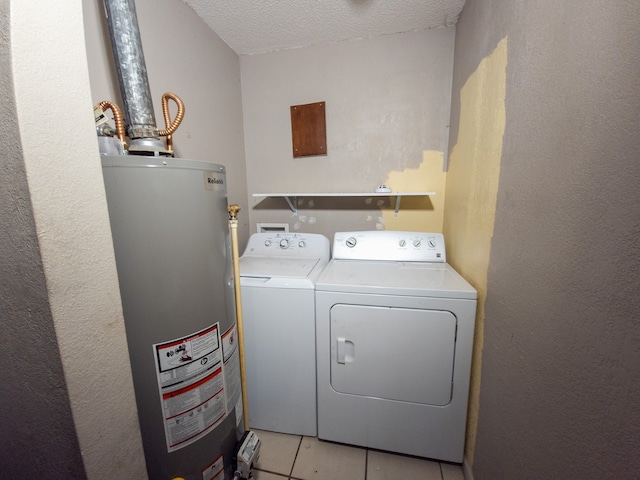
<box><xmin>252</xmin><ymin>430</ymin><xmax>466</xmax><ymax>480</ymax></box>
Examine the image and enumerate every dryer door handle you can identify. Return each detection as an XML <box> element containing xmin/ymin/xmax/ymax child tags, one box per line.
<box><xmin>336</xmin><ymin>337</ymin><xmax>354</xmax><ymax>364</ymax></box>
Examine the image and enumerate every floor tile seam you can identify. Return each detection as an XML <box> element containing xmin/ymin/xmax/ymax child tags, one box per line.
<box><xmin>288</xmin><ymin>434</ymin><xmax>304</xmax><ymax>478</ymax></box>
<box><xmin>364</xmin><ymin>448</ymin><xmax>369</xmax><ymax>480</ymax></box>
<box><xmin>254</xmin><ymin>467</ymin><xmax>289</xmax><ymax>478</ymax></box>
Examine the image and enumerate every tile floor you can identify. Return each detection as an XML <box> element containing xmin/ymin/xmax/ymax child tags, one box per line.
<box><xmin>251</xmin><ymin>430</ymin><xmax>466</xmax><ymax>480</ymax></box>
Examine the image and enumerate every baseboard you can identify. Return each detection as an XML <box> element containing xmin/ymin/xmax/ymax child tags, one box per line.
<box><xmin>462</xmin><ymin>456</ymin><xmax>475</xmax><ymax>480</ymax></box>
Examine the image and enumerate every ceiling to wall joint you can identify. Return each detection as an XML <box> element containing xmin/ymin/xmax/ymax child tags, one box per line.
<box><xmin>183</xmin><ymin>0</ymin><xmax>466</xmax><ymax>55</ymax></box>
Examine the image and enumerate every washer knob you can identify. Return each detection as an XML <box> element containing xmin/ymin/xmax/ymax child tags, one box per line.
<box><xmin>399</xmin><ymin>239</ymin><xmax>406</xmax><ymax>247</ymax></box>
<box><xmin>413</xmin><ymin>239</ymin><xmax>422</xmax><ymax>248</ymax></box>
<box><xmin>279</xmin><ymin>238</ymin><xmax>289</xmax><ymax>249</ymax></box>
<box><xmin>345</xmin><ymin>237</ymin><xmax>357</xmax><ymax>248</ymax></box>
<box><xmin>264</xmin><ymin>240</ymin><xmax>271</xmax><ymax>247</ymax></box>
<box><xmin>298</xmin><ymin>240</ymin><xmax>306</xmax><ymax>248</ymax></box>
<box><xmin>428</xmin><ymin>239</ymin><xmax>436</xmax><ymax>248</ymax></box>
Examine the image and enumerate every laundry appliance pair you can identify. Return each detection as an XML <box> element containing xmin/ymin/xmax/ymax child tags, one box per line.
<box><xmin>240</xmin><ymin>230</ymin><xmax>477</xmax><ymax>463</ymax></box>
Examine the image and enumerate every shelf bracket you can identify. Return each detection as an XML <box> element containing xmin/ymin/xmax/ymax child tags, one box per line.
<box><xmin>283</xmin><ymin>196</ymin><xmax>298</xmax><ymax>215</ymax></box>
<box><xmin>394</xmin><ymin>195</ymin><xmax>402</xmax><ymax>216</ymax></box>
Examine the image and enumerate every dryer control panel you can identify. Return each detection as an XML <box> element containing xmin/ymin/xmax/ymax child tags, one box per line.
<box><xmin>332</xmin><ymin>231</ymin><xmax>446</xmax><ymax>263</ymax></box>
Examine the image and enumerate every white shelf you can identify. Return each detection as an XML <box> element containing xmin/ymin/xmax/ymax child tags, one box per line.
<box><xmin>252</xmin><ymin>192</ymin><xmax>435</xmax><ymax>216</ymax></box>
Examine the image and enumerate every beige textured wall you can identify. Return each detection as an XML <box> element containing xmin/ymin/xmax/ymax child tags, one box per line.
<box><xmin>1</xmin><ymin>1</ymin><xmax>86</xmax><ymax>476</ymax></box>
<box><xmin>444</xmin><ymin>37</ymin><xmax>507</xmax><ymax>466</ymax></box>
<box><xmin>240</xmin><ymin>28</ymin><xmax>455</xmax><ymax>239</ymax></box>
<box><xmin>9</xmin><ymin>0</ymin><xmax>147</xmax><ymax>477</ymax></box>
<box><xmin>451</xmin><ymin>1</ymin><xmax>640</xmax><ymax>479</ymax></box>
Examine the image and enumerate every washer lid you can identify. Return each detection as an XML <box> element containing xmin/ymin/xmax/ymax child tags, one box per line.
<box><xmin>315</xmin><ymin>260</ymin><xmax>477</xmax><ymax>299</ymax></box>
<box><xmin>240</xmin><ymin>256</ymin><xmax>321</xmax><ymax>278</ymax></box>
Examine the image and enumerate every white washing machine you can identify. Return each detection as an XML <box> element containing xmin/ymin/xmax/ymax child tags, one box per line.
<box><xmin>315</xmin><ymin>231</ymin><xmax>477</xmax><ymax>463</ymax></box>
<box><xmin>240</xmin><ymin>232</ymin><xmax>329</xmax><ymax>436</ymax></box>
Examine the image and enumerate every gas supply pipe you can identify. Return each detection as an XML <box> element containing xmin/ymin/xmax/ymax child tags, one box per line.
<box><xmin>228</xmin><ymin>204</ymin><xmax>250</xmax><ymax>432</ymax></box>
<box><xmin>95</xmin><ymin>92</ymin><xmax>185</xmax><ymax>156</ymax></box>
<box><xmin>97</xmin><ymin>100</ymin><xmax>126</xmax><ymax>144</ymax></box>
<box><xmin>158</xmin><ymin>92</ymin><xmax>185</xmax><ymax>154</ymax></box>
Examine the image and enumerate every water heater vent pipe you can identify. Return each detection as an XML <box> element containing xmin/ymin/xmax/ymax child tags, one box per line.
<box><xmin>103</xmin><ymin>0</ymin><xmax>166</xmax><ymax>155</ymax></box>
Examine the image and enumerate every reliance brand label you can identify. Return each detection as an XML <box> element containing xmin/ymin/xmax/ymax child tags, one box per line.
<box><xmin>204</xmin><ymin>171</ymin><xmax>225</xmax><ymax>191</ymax></box>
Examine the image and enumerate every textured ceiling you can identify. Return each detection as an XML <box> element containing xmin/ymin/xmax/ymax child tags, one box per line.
<box><xmin>183</xmin><ymin>0</ymin><xmax>466</xmax><ymax>55</ymax></box>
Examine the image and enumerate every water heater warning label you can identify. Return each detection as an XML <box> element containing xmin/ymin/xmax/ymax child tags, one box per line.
<box><xmin>154</xmin><ymin>323</ymin><xmax>227</xmax><ymax>452</ymax></box>
<box><xmin>202</xmin><ymin>454</ymin><xmax>224</xmax><ymax>480</ymax></box>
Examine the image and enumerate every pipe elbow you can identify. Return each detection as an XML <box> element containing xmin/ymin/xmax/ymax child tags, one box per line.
<box><xmin>158</xmin><ymin>92</ymin><xmax>185</xmax><ymax>136</ymax></box>
<box><xmin>98</xmin><ymin>100</ymin><xmax>126</xmax><ymax>144</ymax></box>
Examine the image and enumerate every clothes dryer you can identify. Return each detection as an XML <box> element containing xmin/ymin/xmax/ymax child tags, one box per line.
<box><xmin>240</xmin><ymin>232</ymin><xmax>329</xmax><ymax>436</ymax></box>
<box><xmin>315</xmin><ymin>231</ymin><xmax>477</xmax><ymax>463</ymax></box>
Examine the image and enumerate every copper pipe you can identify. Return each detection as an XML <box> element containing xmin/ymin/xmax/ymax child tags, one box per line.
<box><xmin>158</xmin><ymin>92</ymin><xmax>185</xmax><ymax>152</ymax></box>
<box><xmin>98</xmin><ymin>100</ymin><xmax>126</xmax><ymax>144</ymax></box>
<box><xmin>158</xmin><ymin>92</ymin><xmax>185</xmax><ymax>135</ymax></box>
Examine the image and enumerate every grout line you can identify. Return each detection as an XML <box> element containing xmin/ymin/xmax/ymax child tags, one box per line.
<box><xmin>288</xmin><ymin>435</ymin><xmax>304</xmax><ymax>479</ymax></box>
<box><xmin>439</xmin><ymin>461</ymin><xmax>444</xmax><ymax>480</ymax></box>
<box><xmin>364</xmin><ymin>448</ymin><xmax>369</xmax><ymax>480</ymax></box>
<box><xmin>254</xmin><ymin>467</ymin><xmax>290</xmax><ymax>478</ymax></box>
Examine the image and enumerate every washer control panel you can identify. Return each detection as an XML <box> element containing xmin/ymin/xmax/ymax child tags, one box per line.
<box><xmin>243</xmin><ymin>232</ymin><xmax>330</xmax><ymax>259</ymax></box>
<box><xmin>332</xmin><ymin>231</ymin><xmax>446</xmax><ymax>262</ymax></box>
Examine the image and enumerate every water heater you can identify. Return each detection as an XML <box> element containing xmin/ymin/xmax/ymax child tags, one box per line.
<box><xmin>102</xmin><ymin>155</ymin><xmax>243</xmax><ymax>479</ymax></box>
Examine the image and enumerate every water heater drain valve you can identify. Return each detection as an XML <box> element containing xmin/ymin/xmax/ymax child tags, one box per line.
<box><xmin>233</xmin><ymin>430</ymin><xmax>261</xmax><ymax>480</ymax></box>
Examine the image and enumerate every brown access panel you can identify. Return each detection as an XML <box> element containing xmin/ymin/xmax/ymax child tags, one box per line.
<box><xmin>290</xmin><ymin>101</ymin><xmax>327</xmax><ymax>157</ymax></box>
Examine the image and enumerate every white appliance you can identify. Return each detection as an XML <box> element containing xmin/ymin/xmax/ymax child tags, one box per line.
<box><xmin>240</xmin><ymin>232</ymin><xmax>330</xmax><ymax>436</ymax></box>
<box><xmin>315</xmin><ymin>231</ymin><xmax>477</xmax><ymax>463</ymax></box>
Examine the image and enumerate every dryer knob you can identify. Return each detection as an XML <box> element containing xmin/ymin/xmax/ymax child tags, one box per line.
<box><xmin>345</xmin><ymin>237</ymin><xmax>357</xmax><ymax>248</ymax></box>
<box><xmin>279</xmin><ymin>238</ymin><xmax>289</xmax><ymax>249</ymax></box>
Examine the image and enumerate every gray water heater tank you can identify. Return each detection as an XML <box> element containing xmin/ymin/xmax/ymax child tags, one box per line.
<box><xmin>102</xmin><ymin>155</ymin><xmax>243</xmax><ymax>479</ymax></box>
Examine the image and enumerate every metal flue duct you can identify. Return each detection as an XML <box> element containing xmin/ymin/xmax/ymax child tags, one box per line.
<box><xmin>103</xmin><ymin>0</ymin><xmax>166</xmax><ymax>154</ymax></box>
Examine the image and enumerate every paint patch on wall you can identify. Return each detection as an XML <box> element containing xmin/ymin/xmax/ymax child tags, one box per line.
<box><xmin>381</xmin><ymin>150</ymin><xmax>447</xmax><ymax>232</ymax></box>
<box><xmin>444</xmin><ymin>36</ymin><xmax>507</xmax><ymax>466</ymax></box>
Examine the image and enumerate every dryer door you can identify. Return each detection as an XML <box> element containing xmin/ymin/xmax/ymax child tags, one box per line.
<box><xmin>330</xmin><ymin>304</ymin><xmax>456</xmax><ymax>406</ymax></box>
